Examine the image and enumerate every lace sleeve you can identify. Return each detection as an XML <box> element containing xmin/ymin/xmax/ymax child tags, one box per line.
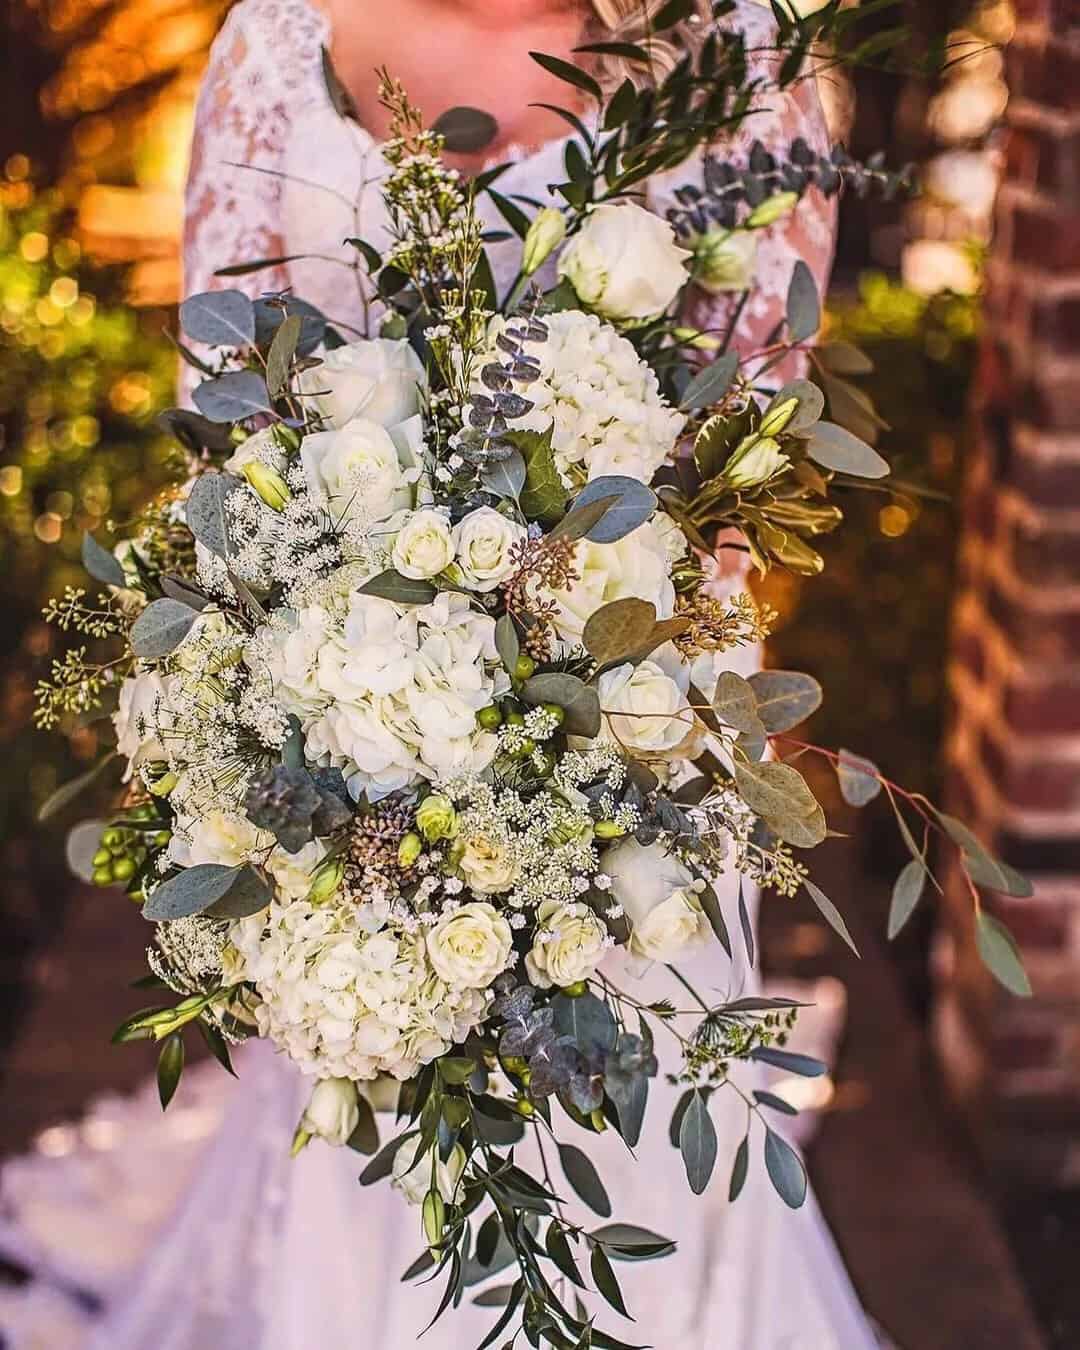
<box><xmin>650</xmin><ymin>6</ymin><xmax>837</xmax><ymax>385</ymax></box>
<box><xmin>181</xmin><ymin>0</ymin><xmax>327</xmax><ymax>401</ymax></box>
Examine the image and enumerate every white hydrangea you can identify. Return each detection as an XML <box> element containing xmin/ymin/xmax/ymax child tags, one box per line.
<box><xmin>247</xmin><ymin>587</ymin><xmax>508</xmax><ymax>801</ymax></box>
<box><xmin>228</xmin><ymin>896</ymin><xmax>490</xmax><ymax>1081</ymax></box>
<box><xmin>475</xmin><ymin>311</ymin><xmax>684</xmax><ymax>487</ymax></box>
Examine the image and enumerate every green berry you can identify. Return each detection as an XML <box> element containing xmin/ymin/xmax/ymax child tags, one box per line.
<box><xmin>513</xmin><ymin>736</ymin><xmax>536</xmax><ymax>760</ymax></box>
<box><xmin>153</xmin><ymin>830</ymin><xmax>172</xmax><ymax>848</ymax></box>
<box><xmin>561</xmin><ymin>980</ymin><xmax>588</xmax><ymax>998</ymax></box>
<box><xmin>541</xmin><ymin>702</ymin><xmax>565</xmax><ymax>726</ymax></box>
<box><xmin>514</xmin><ymin>654</ymin><xmax>536</xmax><ymax>681</ymax></box>
<box><xmin>476</xmin><ymin>704</ymin><xmax>503</xmax><ymax>730</ymax></box>
<box><xmin>92</xmin><ymin>848</ymin><xmax>112</xmax><ymax>868</ymax></box>
<box><xmin>101</xmin><ymin>828</ymin><xmax>123</xmax><ymax>848</ymax></box>
<box><xmin>112</xmin><ymin>857</ymin><xmax>136</xmax><ymax>882</ymax></box>
<box><xmin>92</xmin><ymin>866</ymin><xmax>114</xmax><ymax>887</ymax></box>
<box><xmin>504</xmin><ymin>706</ymin><xmax>526</xmax><ymax>727</ymax></box>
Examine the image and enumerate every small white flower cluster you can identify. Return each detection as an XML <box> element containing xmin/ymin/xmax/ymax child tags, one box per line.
<box><xmin>229</xmin><ymin>895</ymin><xmax>490</xmax><ymax>1081</ymax></box>
<box><xmin>475</xmin><ymin>310</ymin><xmax>686</xmax><ymax>487</ymax></box>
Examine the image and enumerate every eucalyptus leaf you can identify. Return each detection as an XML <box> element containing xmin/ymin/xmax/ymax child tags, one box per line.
<box><xmin>563</xmin><ymin>476</ymin><xmax>656</xmax><ymax>544</ymax></box>
<box><xmin>589</xmin><ymin>1224</ymin><xmax>675</xmax><ymax>1261</ymax></box>
<box><xmin>179</xmin><ymin>289</ymin><xmax>255</xmax><ymax>348</ymax></box>
<box><xmin>806</xmin><ymin>421</ymin><xmax>889</xmax><ymax>479</ymax></box>
<box><xmin>432</xmin><ymin>105</ymin><xmax>499</xmax><ymax>153</ymax></box>
<box><xmin>712</xmin><ymin>671</ymin><xmax>761</xmax><ymax>735</ymax></box>
<box><xmin>678</xmin><ymin>350</ymin><xmax>738</xmax><ymax>411</ymax></box>
<box><xmin>266</xmin><ymin>312</ymin><xmax>302</xmax><ymax>397</ymax></box>
<box><xmin>679</xmin><ymin>1090</ymin><xmax>718</xmax><ymax>1195</ymax></box>
<box><xmin>754</xmin><ymin>1089</ymin><xmax>799</xmax><ymax>1116</ymax></box>
<box><xmin>495</xmin><ymin>613</ymin><xmax>520</xmax><ymax>677</ymax></box>
<box><xmin>729</xmin><ymin>1134</ymin><xmax>749</xmax><ymax>1201</ymax></box>
<box><xmin>143</xmin><ymin>863</ymin><xmax>259</xmax><ymax>922</ymax></box>
<box><xmin>130</xmin><ymin>599</ymin><xmax>198</xmax><ymax>659</ymax></box>
<box><xmin>582</xmin><ymin>598</ymin><xmax>657</xmax><ymax>668</ymax></box>
<box><xmin>186</xmin><ymin>472</ymin><xmax>238</xmax><ymax>558</ymax></box>
<box><xmin>553</xmin><ymin>990</ymin><xmax>617</xmax><ymax>1055</ymax></box>
<box><xmin>763</xmin><ymin>1127</ymin><xmax>807</xmax><ymax>1208</ymax></box>
<box><xmin>609</xmin><ymin>1070</ymin><xmax>648</xmax><ymax>1148</ymax></box>
<box><xmin>738</xmin><ymin>880</ymin><xmax>756</xmax><ymax>966</ymax></box>
<box><xmin>39</xmin><ymin>753</ymin><xmax>118</xmax><ymax>823</ymax></box>
<box><xmin>785</xmin><ymin>260</ymin><xmax>820</xmax><ymax>342</ymax></box>
<box><xmin>589</xmin><ymin>1244</ymin><xmax>630</xmax><ymax>1318</ymax></box>
<box><xmin>550</xmin><ymin>492</ymin><xmax>621</xmax><ymax>544</ymax></box>
<box><xmin>836</xmin><ymin>748</ymin><xmax>883</xmax><ymax>806</ymax></box>
<box><xmin>160</xmin><ymin>576</ymin><xmax>212</xmax><ymax>611</ymax></box>
<box><xmin>766</xmin><ymin>379</ymin><xmax>824</xmax><ymax>435</ymax></box>
<box><xmin>157</xmin><ymin>408</ymin><xmax>235</xmax><ymax>453</ymax></box>
<box><xmin>521</xmin><ymin>673</ymin><xmax>601</xmax><ymax>737</ymax></box>
<box><xmin>546</xmin><ymin>1224</ymin><xmax>587</xmax><ymax>1288</ymax></box>
<box><xmin>751</xmin><ymin>1046</ymin><xmax>827</xmax><ymax>1077</ymax></box>
<box><xmin>698</xmin><ymin>883</ymin><xmax>732</xmax><ymax>958</ymax></box>
<box><xmin>803</xmin><ymin>879</ymin><xmax>859</xmax><ymax>955</ymax></box>
<box><xmin>81</xmin><ymin>532</ymin><xmax>126</xmax><ymax>587</ymax></box>
<box><xmin>480</xmin><ymin>451</ymin><xmax>526</xmax><ymax>500</ymax></box>
<box><xmin>747</xmin><ymin>669</ymin><xmax>822</xmax><ymax>733</ymax></box>
<box><xmin>888</xmin><ymin>859</ymin><xmax>926</xmax><ymax>939</ymax></box>
<box><xmin>66</xmin><ymin>818</ymin><xmax>108</xmax><ymax>883</ymax></box>
<box><xmin>817</xmin><ymin>341</ymin><xmax>874</xmax><ymax>375</ymax></box>
<box><xmin>976</xmin><ymin>912</ymin><xmax>1032</xmax><ymax>997</ymax></box>
<box><xmin>358</xmin><ymin>570</ymin><xmax>437</xmax><ymax>605</ymax></box>
<box><xmin>732</xmin><ymin>761</ymin><xmax>824</xmax><ymax>847</ymax></box>
<box><xmin>558</xmin><ymin>1143</ymin><xmax>612</xmax><ymax>1217</ymax></box>
<box><xmin>529</xmin><ymin>51</ymin><xmax>603</xmax><ymax>102</ymax></box>
<box><xmin>203</xmin><ymin>865</ymin><xmax>274</xmax><ymax>919</ymax></box>
<box><xmin>193</xmin><ymin>371</ymin><xmax>274</xmax><ymax>423</ymax></box>
<box><xmin>936</xmin><ymin>812</ymin><xmax>1033</xmax><ymax>898</ymax></box>
<box><xmin>253</xmin><ymin>297</ymin><xmax>326</xmax><ymax>356</ymax></box>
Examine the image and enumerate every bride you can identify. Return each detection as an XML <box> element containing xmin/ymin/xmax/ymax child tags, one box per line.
<box><xmin>1</xmin><ymin>1</ymin><xmax>886</xmax><ymax>1347</ymax></box>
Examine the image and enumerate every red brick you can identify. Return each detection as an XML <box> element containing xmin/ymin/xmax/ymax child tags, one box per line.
<box><xmin>1010</xmin><ymin>515</ymin><xmax>1080</xmax><ymax>588</ymax></box>
<box><xmin>1005</xmin><ymin>675</ymin><xmax>1080</xmax><ymax>734</ymax></box>
<box><xmin>986</xmin><ymin>581</ymin><xmax>1080</xmax><ymax>662</ymax></box>
<box><xmin>1011</xmin><ymin>201</ymin><xmax>1080</xmax><ymax>270</ymax></box>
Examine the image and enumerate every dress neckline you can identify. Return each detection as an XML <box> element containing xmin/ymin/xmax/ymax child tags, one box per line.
<box><xmin>293</xmin><ymin>0</ymin><xmax>596</xmax><ymax>178</ymax></box>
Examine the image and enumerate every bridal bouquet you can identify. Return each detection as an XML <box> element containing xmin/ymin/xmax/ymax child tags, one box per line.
<box><xmin>37</xmin><ymin>7</ymin><xmax>1031</xmax><ymax>1346</ymax></box>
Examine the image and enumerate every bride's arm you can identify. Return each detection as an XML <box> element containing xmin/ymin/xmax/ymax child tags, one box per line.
<box><xmin>182</xmin><ymin>5</ymin><xmax>298</xmax><ymax>395</ymax></box>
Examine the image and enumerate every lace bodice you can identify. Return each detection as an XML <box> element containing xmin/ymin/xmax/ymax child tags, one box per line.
<box><xmin>183</xmin><ymin>0</ymin><xmax>836</xmax><ymax>390</ymax></box>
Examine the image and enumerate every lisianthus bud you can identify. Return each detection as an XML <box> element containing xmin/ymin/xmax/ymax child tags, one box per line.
<box><xmin>242</xmin><ymin>461</ymin><xmax>291</xmax><ymax>511</ymax></box>
<box><xmin>297</xmin><ymin>1077</ymin><xmax>360</xmax><ymax>1148</ymax></box>
<box><xmin>416</xmin><ymin>794</ymin><xmax>458</xmax><ymax>843</ymax></box>
<box><xmin>758</xmin><ymin>396</ymin><xmax>800</xmax><ymax>438</ymax></box>
<box><xmin>148</xmin><ymin>770</ymin><xmax>178</xmax><ymax>798</ymax></box>
<box><xmin>692</xmin><ymin>228</ymin><xmax>758</xmax><ymax>295</ymax></box>
<box><xmin>422</xmin><ymin>1189</ymin><xmax>446</xmax><ymax>1248</ymax></box>
<box><xmin>722</xmin><ymin>434</ymin><xmax>788</xmax><ymax>489</ymax></box>
<box><xmin>273</xmin><ymin>423</ymin><xmax>301</xmax><ymax>452</ymax></box>
<box><xmin>745</xmin><ymin>191</ymin><xmax>799</xmax><ymax>229</ymax></box>
<box><xmin>522</xmin><ymin>207</ymin><xmax>567</xmax><ymax>275</ymax></box>
<box><xmin>308</xmin><ymin>857</ymin><xmax>345</xmax><ymax>903</ymax></box>
<box><xmin>594</xmin><ymin>820</ymin><xmax>626</xmax><ymax>840</ymax></box>
<box><xmin>398</xmin><ymin>831</ymin><xmax>423</xmax><ymax>868</ymax></box>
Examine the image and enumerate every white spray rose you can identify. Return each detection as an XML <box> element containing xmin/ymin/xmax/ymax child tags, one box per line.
<box><xmin>546</xmin><ymin>518</ymin><xmax>675</xmax><ymax>646</ymax></box>
<box><xmin>557</xmin><ymin>202</ymin><xmax>690</xmax><ymax>324</ymax></box>
<box><xmin>426</xmin><ymin>902</ymin><xmax>513</xmax><ymax>989</ymax></box>
<box><xmin>299</xmin><ymin>337</ymin><xmax>424</xmax><ymax>430</ymax></box>
<box><xmin>113</xmin><ymin>672</ymin><xmax>175</xmax><ymax>778</ymax></box>
<box><xmin>300</xmin><ymin>414</ymin><xmax>419</xmax><ymax>525</ymax></box>
<box><xmin>300</xmin><ymin>1078</ymin><xmax>359</xmax><ymax>1146</ymax></box>
<box><xmin>692</xmin><ymin>228</ymin><xmax>758</xmax><ymax>295</ymax></box>
<box><xmin>267</xmin><ymin>838</ymin><xmax>328</xmax><ymax>903</ymax></box>
<box><xmin>391</xmin><ymin>508</ymin><xmax>455</xmax><ymax>580</ymax></box>
<box><xmin>603</xmin><ymin>837</ymin><xmax>711</xmax><ymax>964</ymax></box>
<box><xmin>167</xmin><ymin>809</ymin><xmax>271</xmax><ymax>870</ymax></box>
<box><xmin>597</xmin><ymin>643</ymin><xmax>699</xmax><ymax>759</ymax></box>
<box><xmin>391</xmin><ymin>1135</ymin><xmax>467</xmax><ymax>1206</ymax></box>
<box><xmin>451</xmin><ymin>506</ymin><xmax>527</xmax><ymax>592</ymax></box>
<box><xmin>525</xmin><ymin>898</ymin><xmax>608</xmax><ymax>990</ymax></box>
<box><xmin>456</xmin><ymin>835</ymin><xmax>520</xmax><ymax>895</ymax></box>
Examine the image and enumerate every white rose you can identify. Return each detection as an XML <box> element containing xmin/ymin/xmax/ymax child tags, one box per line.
<box><xmin>692</xmin><ymin>228</ymin><xmax>758</xmax><ymax>295</ymax></box>
<box><xmin>300</xmin><ymin>414</ymin><xmax>419</xmax><ymax>525</ymax></box>
<box><xmin>557</xmin><ymin>202</ymin><xmax>690</xmax><ymax>324</ymax></box>
<box><xmin>603</xmin><ymin>837</ymin><xmax>711</xmax><ymax>963</ymax></box>
<box><xmin>426</xmin><ymin>901</ymin><xmax>513</xmax><ymax>989</ymax></box>
<box><xmin>391</xmin><ymin>508</ymin><xmax>455</xmax><ymax>580</ymax></box>
<box><xmin>391</xmin><ymin>1135</ymin><xmax>466</xmax><ymax>1206</ymax></box>
<box><xmin>300</xmin><ymin>1077</ymin><xmax>359</xmax><ymax>1146</ymax></box>
<box><xmin>451</xmin><ymin>506</ymin><xmax>527</xmax><ymax>592</ymax></box>
<box><xmin>546</xmin><ymin>519</ymin><xmax>675</xmax><ymax>646</ymax></box>
<box><xmin>113</xmin><ymin>672</ymin><xmax>175</xmax><ymax>778</ymax></box>
<box><xmin>525</xmin><ymin>898</ymin><xmax>608</xmax><ymax>989</ymax></box>
<box><xmin>456</xmin><ymin>835</ymin><xmax>519</xmax><ymax>895</ymax></box>
<box><xmin>167</xmin><ymin>809</ymin><xmax>271</xmax><ymax>870</ymax></box>
<box><xmin>267</xmin><ymin>838</ymin><xmax>328</xmax><ymax>902</ymax></box>
<box><xmin>597</xmin><ymin>643</ymin><xmax>698</xmax><ymax>758</ymax></box>
<box><xmin>299</xmin><ymin>337</ymin><xmax>425</xmax><ymax>430</ymax></box>
<box><xmin>222</xmin><ymin>425</ymin><xmax>287</xmax><ymax>476</ymax></box>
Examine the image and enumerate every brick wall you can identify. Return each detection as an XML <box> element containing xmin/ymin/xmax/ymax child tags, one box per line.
<box><xmin>934</xmin><ymin>0</ymin><xmax>1080</xmax><ymax>1184</ymax></box>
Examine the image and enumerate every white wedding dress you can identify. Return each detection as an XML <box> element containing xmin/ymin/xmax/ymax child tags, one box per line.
<box><xmin>0</xmin><ymin>3</ymin><xmax>883</xmax><ymax>1346</ymax></box>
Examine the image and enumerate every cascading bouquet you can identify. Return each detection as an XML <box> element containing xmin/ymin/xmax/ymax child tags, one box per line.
<box><xmin>36</xmin><ymin>8</ymin><xmax>1032</xmax><ymax>1346</ymax></box>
